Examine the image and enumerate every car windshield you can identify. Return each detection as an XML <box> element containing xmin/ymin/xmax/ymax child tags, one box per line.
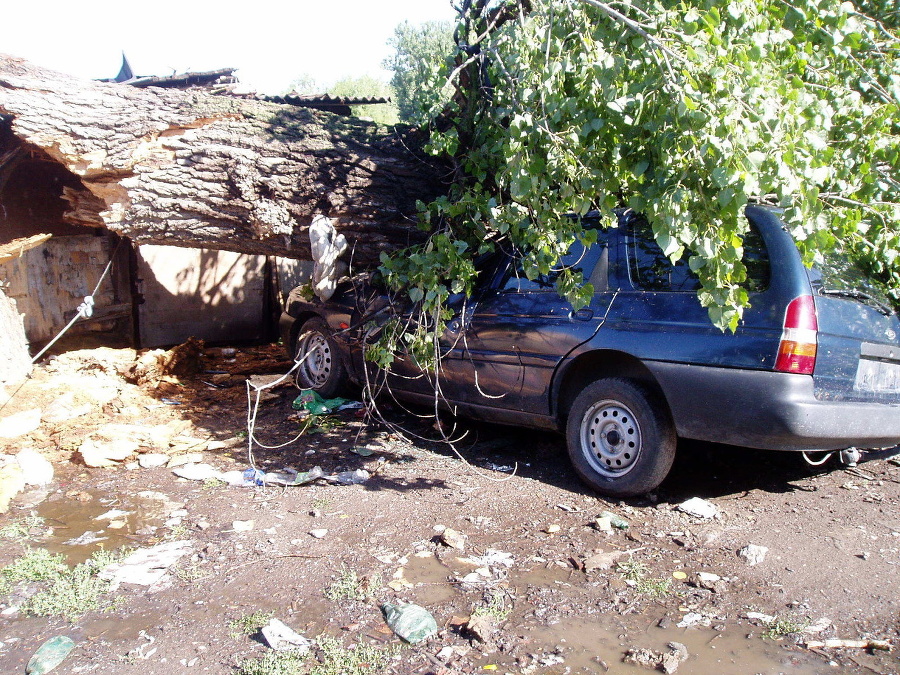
<box><xmin>813</xmin><ymin>249</ymin><xmax>895</xmax><ymax>314</ymax></box>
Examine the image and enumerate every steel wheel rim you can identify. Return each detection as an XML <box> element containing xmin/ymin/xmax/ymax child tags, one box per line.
<box><xmin>580</xmin><ymin>399</ymin><xmax>642</xmax><ymax>478</ymax></box>
<box><xmin>297</xmin><ymin>331</ymin><xmax>332</xmax><ymax>387</ymax></box>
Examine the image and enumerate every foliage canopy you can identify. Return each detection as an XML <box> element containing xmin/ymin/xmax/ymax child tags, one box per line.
<box><xmin>378</xmin><ymin>0</ymin><xmax>899</xmax><ymax>365</ymax></box>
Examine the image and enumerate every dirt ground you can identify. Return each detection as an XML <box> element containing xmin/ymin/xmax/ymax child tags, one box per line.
<box><xmin>0</xmin><ymin>343</ymin><xmax>898</xmax><ymax>675</ymax></box>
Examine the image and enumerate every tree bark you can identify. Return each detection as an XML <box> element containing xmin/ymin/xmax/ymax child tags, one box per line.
<box><xmin>0</xmin><ymin>55</ymin><xmax>450</xmax><ymax>266</ymax></box>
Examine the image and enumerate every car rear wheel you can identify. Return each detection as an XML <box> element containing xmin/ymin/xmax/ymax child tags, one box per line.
<box><xmin>293</xmin><ymin>317</ymin><xmax>346</xmax><ymax>398</ymax></box>
<box><xmin>565</xmin><ymin>378</ymin><xmax>676</xmax><ymax>498</ymax></box>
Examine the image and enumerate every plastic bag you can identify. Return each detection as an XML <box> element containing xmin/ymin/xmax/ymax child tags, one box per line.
<box><xmin>381</xmin><ymin>602</ymin><xmax>438</xmax><ymax>644</ymax></box>
<box><xmin>292</xmin><ymin>389</ymin><xmax>349</xmax><ymax>416</ymax></box>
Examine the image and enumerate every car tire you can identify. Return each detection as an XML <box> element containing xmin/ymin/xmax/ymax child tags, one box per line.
<box><xmin>565</xmin><ymin>378</ymin><xmax>676</xmax><ymax>498</ymax></box>
<box><xmin>293</xmin><ymin>317</ymin><xmax>347</xmax><ymax>398</ymax></box>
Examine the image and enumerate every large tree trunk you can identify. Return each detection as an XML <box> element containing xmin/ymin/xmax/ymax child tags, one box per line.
<box><xmin>0</xmin><ymin>55</ymin><xmax>449</xmax><ymax>266</ymax></box>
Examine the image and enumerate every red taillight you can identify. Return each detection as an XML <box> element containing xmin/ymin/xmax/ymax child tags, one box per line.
<box><xmin>774</xmin><ymin>295</ymin><xmax>818</xmax><ymax>374</ymax></box>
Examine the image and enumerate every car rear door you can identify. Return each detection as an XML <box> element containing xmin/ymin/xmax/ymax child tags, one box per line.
<box><xmin>439</xmin><ymin>230</ymin><xmax>616</xmax><ymax>416</ymax></box>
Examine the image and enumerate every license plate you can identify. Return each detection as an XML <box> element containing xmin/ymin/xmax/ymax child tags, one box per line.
<box><xmin>855</xmin><ymin>357</ymin><xmax>900</xmax><ymax>393</ymax></box>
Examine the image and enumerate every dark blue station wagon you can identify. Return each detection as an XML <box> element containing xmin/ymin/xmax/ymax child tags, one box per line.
<box><xmin>280</xmin><ymin>205</ymin><xmax>900</xmax><ymax>497</ymax></box>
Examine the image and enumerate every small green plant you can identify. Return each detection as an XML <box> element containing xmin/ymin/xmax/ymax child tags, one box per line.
<box><xmin>311</xmin><ymin>634</ymin><xmax>399</xmax><ymax>675</ymax></box>
<box><xmin>617</xmin><ymin>560</ymin><xmax>673</xmax><ymax>599</ymax></box>
<box><xmin>236</xmin><ymin>430</ymin><xmax>248</xmax><ymax>440</ymax></box>
<box><xmin>763</xmin><ymin>616</ymin><xmax>809</xmax><ymax>640</ymax></box>
<box><xmin>324</xmin><ymin>567</ymin><xmax>380</xmax><ymax>602</ymax></box>
<box><xmin>302</xmin><ymin>415</ymin><xmax>346</xmax><ymax>435</ymax></box>
<box><xmin>472</xmin><ymin>591</ymin><xmax>511</xmax><ymax>622</ymax></box>
<box><xmin>174</xmin><ymin>562</ymin><xmax>206</xmax><ymax>583</ymax></box>
<box><xmin>165</xmin><ymin>523</ymin><xmax>189</xmax><ymax>541</ymax></box>
<box><xmin>0</xmin><ymin>515</ymin><xmax>45</xmax><ymax>540</ymax></box>
<box><xmin>229</xmin><ymin>610</ymin><xmax>274</xmax><ymax>638</ymax></box>
<box><xmin>202</xmin><ymin>477</ymin><xmax>227</xmax><ymax>490</ymax></box>
<box><xmin>311</xmin><ymin>497</ymin><xmax>331</xmax><ymax>510</ymax></box>
<box><xmin>0</xmin><ymin>547</ymin><xmax>124</xmax><ymax>621</ymax></box>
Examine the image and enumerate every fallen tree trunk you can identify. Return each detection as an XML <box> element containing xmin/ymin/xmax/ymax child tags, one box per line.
<box><xmin>0</xmin><ymin>55</ymin><xmax>449</xmax><ymax>266</ymax></box>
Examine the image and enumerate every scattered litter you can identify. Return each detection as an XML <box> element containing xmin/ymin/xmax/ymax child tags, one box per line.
<box><xmin>292</xmin><ymin>389</ymin><xmax>353</xmax><ymax>415</ymax></box>
<box><xmin>326</xmin><ymin>469</ymin><xmax>370</xmax><ymax>485</ymax></box>
<box><xmin>804</xmin><ymin>638</ymin><xmax>891</xmax><ymax>651</ymax></box>
<box><xmin>309</xmin><ymin>529</ymin><xmax>328</xmax><ymax>539</ymax></box>
<box><xmin>677</xmin><ymin>497</ymin><xmax>718</xmax><ymax>519</ymax></box>
<box><xmin>672</xmin><ymin>570</ymin><xmax>687</xmax><ymax>580</ymax></box>
<box><xmin>802</xmin><ymin>618</ymin><xmax>832</xmax><ymax>634</ymax></box>
<box><xmin>593</xmin><ymin>516</ymin><xmax>613</xmax><ymax>532</ymax></box>
<box><xmin>232</xmin><ymin>520</ymin><xmax>255</xmax><ymax>532</ymax></box>
<box><xmin>744</xmin><ymin>611</ymin><xmax>776</xmax><ymax>624</ymax></box>
<box><xmin>25</xmin><ymin>635</ymin><xmax>76</xmax><ymax>675</ymax></box>
<box><xmin>160</xmin><ymin>398</ymin><xmax>182</xmax><ymax>405</ymax></box>
<box><xmin>64</xmin><ymin>531</ymin><xmax>107</xmax><ymax>546</ymax></box>
<box><xmin>100</xmin><ymin>540</ymin><xmax>192</xmax><ymax>588</ymax></box>
<box><xmin>697</xmin><ymin>572</ymin><xmax>721</xmax><ymax>583</ymax></box>
<box><xmin>381</xmin><ymin>602</ymin><xmax>438</xmax><ymax>644</ymax></box>
<box><xmin>738</xmin><ymin>544</ymin><xmax>769</xmax><ymax>566</ymax></box>
<box><xmin>172</xmin><ymin>463</ymin><xmax>222</xmax><ymax>481</ymax></box>
<box><xmin>546</xmin><ymin>524</ymin><xmax>561</xmax><ymax>534</ymax></box>
<box><xmin>440</xmin><ymin>528</ymin><xmax>467</xmax><ymax>550</ymax></box>
<box><xmin>262</xmin><ymin>466</ymin><xmax>326</xmax><ymax>486</ymax></box>
<box><xmin>261</xmin><ymin>618</ymin><xmax>314</xmax><ymax>653</ymax></box>
<box><xmin>94</xmin><ymin>509</ymin><xmax>131</xmax><ymax>521</ymax></box>
<box><xmin>677</xmin><ymin>612</ymin><xmax>711</xmax><ymax>628</ymax></box>
<box><xmin>599</xmin><ymin>510</ymin><xmax>629</xmax><ymax>530</ymax></box>
<box><xmin>557</xmin><ymin>504</ymin><xmax>580</xmax><ymax>512</ymax></box>
<box><xmin>138</xmin><ymin>453</ymin><xmax>170</xmax><ymax>469</ymax></box>
<box><xmin>0</xmin><ymin>408</ymin><xmax>41</xmax><ymax>439</ymax></box>
<box><xmin>465</xmin><ymin>549</ymin><xmax>514</xmax><ymax>569</ymax></box>
<box><xmin>350</xmin><ymin>446</ymin><xmax>375</xmax><ymax>457</ymax></box>
<box><xmin>485</xmin><ymin>463</ymin><xmax>514</xmax><ymax>472</ymax></box>
<box><xmin>16</xmin><ymin>449</ymin><xmax>54</xmax><ymax>486</ymax></box>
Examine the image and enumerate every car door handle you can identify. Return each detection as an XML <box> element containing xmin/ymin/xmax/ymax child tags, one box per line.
<box><xmin>570</xmin><ymin>308</ymin><xmax>594</xmax><ymax>321</ymax></box>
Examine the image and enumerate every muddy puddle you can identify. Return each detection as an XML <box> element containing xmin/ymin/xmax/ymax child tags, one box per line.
<box><xmin>401</xmin><ymin>553</ymin><xmax>828</xmax><ymax>674</ymax></box>
<box><xmin>34</xmin><ymin>489</ymin><xmax>184</xmax><ymax>564</ymax></box>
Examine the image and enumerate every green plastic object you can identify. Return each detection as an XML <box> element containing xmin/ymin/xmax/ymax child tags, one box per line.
<box><xmin>292</xmin><ymin>389</ymin><xmax>348</xmax><ymax>416</ymax></box>
<box><xmin>26</xmin><ymin>636</ymin><xmax>76</xmax><ymax>675</ymax></box>
<box><xmin>381</xmin><ymin>602</ymin><xmax>438</xmax><ymax>644</ymax></box>
<box><xmin>600</xmin><ymin>510</ymin><xmax>630</xmax><ymax>530</ymax></box>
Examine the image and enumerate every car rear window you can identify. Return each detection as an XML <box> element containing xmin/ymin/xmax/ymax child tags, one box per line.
<box><xmin>627</xmin><ymin>218</ymin><xmax>770</xmax><ymax>293</ymax></box>
<box><xmin>814</xmin><ymin>249</ymin><xmax>895</xmax><ymax>312</ymax></box>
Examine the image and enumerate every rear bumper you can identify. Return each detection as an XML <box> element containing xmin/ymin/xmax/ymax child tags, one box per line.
<box><xmin>650</xmin><ymin>362</ymin><xmax>900</xmax><ymax>451</ymax></box>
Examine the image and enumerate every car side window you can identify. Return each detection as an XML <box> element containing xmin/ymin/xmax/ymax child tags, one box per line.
<box><xmin>627</xmin><ymin>217</ymin><xmax>770</xmax><ymax>293</ymax></box>
<box><xmin>628</xmin><ymin>218</ymin><xmax>701</xmax><ymax>292</ymax></box>
<box><xmin>501</xmin><ymin>233</ymin><xmax>605</xmax><ymax>292</ymax></box>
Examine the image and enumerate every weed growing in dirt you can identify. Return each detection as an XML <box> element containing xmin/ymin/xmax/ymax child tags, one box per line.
<box><xmin>617</xmin><ymin>560</ymin><xmax>673</xmax><ymax>599</ymax></box>
<box><xmin>324</xmin><ymin>566</ymin><xmax>381</xmax><ymax>602</ymax></box>
<box><xmin>174</xmin><ymin>561</ymin><xmax>207</xmax><ymax>583</ymax></box>
<box><xmin>763</xmin><ymin>615</ymin><xmax>809</xmax><ymax>640</ymax></box>
<box><xmin>202</xmin><ymin>477</ymin><xmax>227</xmax><ymax>490</ymax></box>
<box><xmin>229</xmin><ymin>610</ymin><xmax>274</xmax><ymax>638</ymax></box>
<box><xmin>311</xmin><ymin>497</ymin><xmax>331</xmax><ymax>510</ymax></box>
<box><xmin>472</xmin><ymin>590</ymin><xmax>512</xmax><ymax>622</ymax></box>
<box><xmin>0</xmin><ymin>514</ymin><xmax>45</xmax><ymax>540</ymax></box>
<box><xmin>165</xmin><ymin>524</ymin><xmax>189</xmax><ymax>540</ymax></box>
<box><xmin>302</xmin><ymin>415</ymin><xmax>346</xmax><ymax>435</ymax></box>
<box><xmin>0</xmin><ymin>547</ymin><xmax>124</xmax><ymax>621</ymax></box>
<box><xmin>311</xmin><ymin>634</ymin><xmax>400</xmax><ymax>675</ymax></box>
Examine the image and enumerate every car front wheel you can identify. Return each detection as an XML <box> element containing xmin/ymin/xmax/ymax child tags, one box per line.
<box><xmin>565</xmin><ymin>378</ymin><xmax>676</xmax><ymax>498</ymax></box>
<box><xmin>293</xmin><ymin>317</ymin><xmax>347</xmax><ymax>398</ymax></box>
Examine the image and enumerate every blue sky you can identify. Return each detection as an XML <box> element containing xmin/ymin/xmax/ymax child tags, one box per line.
<box><xmin>1</xmin><ymin>0</ymin><xmax>458</xmax><ymax>93</ymax></box>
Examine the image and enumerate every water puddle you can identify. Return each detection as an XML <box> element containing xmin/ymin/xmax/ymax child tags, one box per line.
<box><xmin>34</xmin><ymin>489</ymin><xmax>184</xmax><ymax>563</ymax></box>
<box><xmin>399</xmin><ymin>553</ymin><xmax>459</xmax><ymax>605</ymax></box>
<box><xmin>502</xmin><ymin>617</ymin><xmax>826</xmax><ymax>674</ymax></box>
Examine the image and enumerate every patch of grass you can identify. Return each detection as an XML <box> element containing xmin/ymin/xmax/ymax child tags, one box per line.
<box><xmin>311</xmin><ymin>634</ymin><xmax>399</xmax><ymax>675</ymax></box>
<box><xmin>617</xmin><ymin>560</ymin><xmax>673</xmax><ymax>599</ymax></box>
<box><xmin>763</xmin><ymin>616</ymin><xmax>809</xmax><ymax>640</ymax></box>
<box><xmin>0</xmin><ymin>515</ymin><xmax>45</xmax><ymax>540</ymax></box>
<box><xmin>235</xmin><ymin>649</ymin><xmax>307</xmax><ymax>675</ymax></box>
<box><xmin>472</xmin><ymin>590</ymin><xmax>512</xmax><ymax>622</ymax></box>
<box><xmin>201</xmin><ymin>477</ymin><xmax>227</xmax><ymax>490</ymax></box>
<box><xmin>324</xmin><ymin>567</ymin><xmax>381</xmax><ymax>602</ymax></box>
<box><xmin>0</xmin><ymin>548</ymin><xmax>65</xmax><ymax>594</ymax></box>
<box><xmin>174</xmin><ymin>562</ymin><xmax>206</xmax><ymax>583</ymax></box>
<box><xmin>229</xmin><ymin>610</ymin><xmax>274</xmax><ymax>638</ymax></box>
<box><xmin>165</xmin><ymin>524</ymin><xmax>189</xmax><ymax>540</ymax></box>
<box><xmin>0</xmin><ymin>547</ymin><xmax>125</xmax><ymax>622</ymax></box>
